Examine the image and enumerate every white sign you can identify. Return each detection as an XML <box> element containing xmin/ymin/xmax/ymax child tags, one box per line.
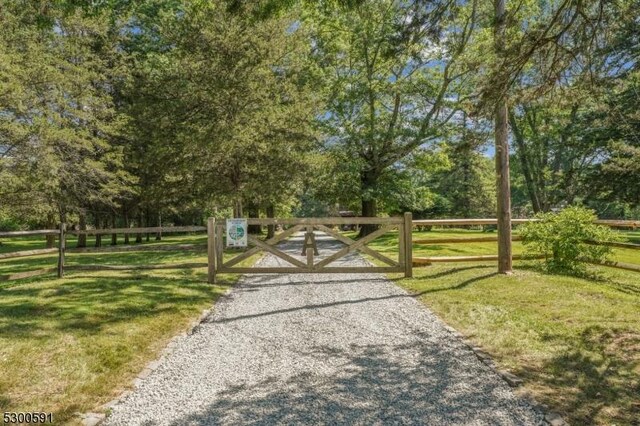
<box><xmin>226</xmin><ymin>218</ymin><xmax>247</xmax><ymax>248</ymax></box>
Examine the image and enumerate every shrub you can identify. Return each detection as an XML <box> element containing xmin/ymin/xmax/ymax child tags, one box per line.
<box><xmin>520</xmin><ymin>206</ymin><xmax>618</xmax><ymax>274</ymax></box>
<box><xmin>0</xmin><ymin>216</ymin><xmax>22</xmax><ymax>232</ymax></box>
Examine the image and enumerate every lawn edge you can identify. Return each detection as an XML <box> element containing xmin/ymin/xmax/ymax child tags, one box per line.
<box><xmin>390</xmin><ymin>272</ymin><xmax>568</xmax><ymax>426</ymax></box>
<box><xmin>76</xmin><ymin>257</ymin><xmax>263</xmax><ymax>426</ymax></box>
<box><xmin>78</xmin><ymin>286</ymin><xmax>234</xmax><ymax>426</ymax></box>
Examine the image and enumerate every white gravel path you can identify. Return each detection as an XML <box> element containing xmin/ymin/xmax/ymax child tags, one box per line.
<box><xmin>104</xmin><ymin>233</ymin><xmax>542</xmax><ymax>425</ymax></box>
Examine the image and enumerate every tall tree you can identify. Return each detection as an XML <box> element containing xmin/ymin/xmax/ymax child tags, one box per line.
<box><xmin>124</xmin><ymin>1</ymin><xmax>317</xmax><ymax>221</ymax></box>
<box><xmin>309</xmin><ymin>0</ymin><xmax>477</xmax><ymax>234</ymax></box>
<box><xmin>0</xmin><ymin>3</ymin><xmax>131</xmax><ymax>229</ymax></box>
<box><xmin>493</xmin><ymin>0</ymin><xmax>512</xmax><ymax>273</ymax></box>
<box><xmin>467</xmin><ymin>0</ymin><xmax>608</xmax><ymax>272</ymax></box>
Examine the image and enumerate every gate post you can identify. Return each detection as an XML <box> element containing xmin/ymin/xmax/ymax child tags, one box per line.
<box><xmin>403</xmin><ymin>212</ymin><xmax>413</xmax><ymax>278</ymax></box>
<box><xmin>207</xmin><ymin>217</ymin><xmax>217</xmax><ymax>284</ymax></box>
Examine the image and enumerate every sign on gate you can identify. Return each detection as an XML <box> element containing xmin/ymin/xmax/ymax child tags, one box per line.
<box><xmin>226</xmin><ymin>218</ymin><xmax>247</xmax><ymax>248</ymax></box>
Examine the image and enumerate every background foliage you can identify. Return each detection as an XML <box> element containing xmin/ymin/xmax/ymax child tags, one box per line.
<box><xmin>1</xmin><ymin>0</ymin><xmax>639</xmax><ymax>234</ymax></box>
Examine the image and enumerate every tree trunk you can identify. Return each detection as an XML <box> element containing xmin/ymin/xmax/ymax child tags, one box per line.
<box><xmin>145</xmin><ymin>208</ymin><xmax>150</xmax><ymax>242</ymax></box>
<box><xmin>494</xmin><ymin>0</ymin><xmax>512</xmax><ymax>274</ymax></box>
<box><xmin>156</xmin><ymin>213</ymin><xmax>162</xmax><ymax>241</ymax></box>
<box><xmin>509</xmin><ymin>110</ymin><xmax>542</xmax><ymax>213</ymax></box>
<box><xmin>46</xmin><ymin>213</ymin><xmax>56</xmax><ymax>248</ymax></box>
<box><xmin>247</xmin><ymin>204</ymin><xmax>262</xmax><ymax>235</ymax></box>
<box><xmin>266</xmin><ymin>204</ymin><xmax>275</xmax><ymax>239</ymax></box>
<box><xmin>111</xmin><ymin>213</ymin><xmax>117</xmax><ymax>245</ymax></box>
<box><xmin>77</xmin><ymin>211</ymin><xmax>87</xmax><ymax>248</ymax></box>
<box><xmin>95</xmin><ymin>214</ymin><xmax>102</xmax><ymax>248</ymax></box>
<box><xmin>233</xmin><ymin>200</ymin><xmax>243</xmax><ymax>218</ymax></box>
<box><xmin>136</xmin><ymin>211</ymin><xmax>142</xmax><ymax>243</ymax></box>
<box><xmin>124</xmin><ymin>211</ymin><xmax>130</xmax><ymax>244</ymax></box>
<box><xmin>358</xmin><ymin>170</ymin><xmax>379</xmax><ymax>237</ymax></box>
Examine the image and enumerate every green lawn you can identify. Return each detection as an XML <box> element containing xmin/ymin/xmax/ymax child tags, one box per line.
<box><xmin>353</xmin><ymin>227</ymin><xmax>640</xmax><ymax>266</ymax></box>
<box><xmin>0</xmin><ymin>233</ymin><xmax>257</xmax><ymax>424</ymax></box>
<box><xmin>365</xmin><ymin>228</ymin><xmax>640</xmax><ymax>425</ymax></box>
<box><xmin>1</xmin><ymin>228</ymin><xmax>639</xmax><ymax>424</ymax></box>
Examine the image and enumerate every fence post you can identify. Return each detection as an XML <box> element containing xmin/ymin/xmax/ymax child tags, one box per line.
<box><xmin>403</xmin><ymin>212</ymin><xmax>413</xmax><ymax>278</ymax></box>
<box><xmin>399</xmin><ymin>217</ymin><xmax>406</xmax><ymax>270</ymax></box>
<box><xmin>57</xmin><ymin>223</ymin><xmax>66</xmax><ymax>278</ymax></box>
<box><xmin>207</xmin><ymin>217</ymin><xmax>217</xmax><ymax>284</ymax></box>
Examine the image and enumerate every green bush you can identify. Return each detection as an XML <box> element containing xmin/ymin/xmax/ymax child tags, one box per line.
<box><xmin>520</xmin><ymin>206</ymin><xmax>618</xmax><ymax>274</ymax></box>
<box><xmin>0</xmin><ymin>216</ymin><xmax>22</xmax><ymax>232</ymax></box>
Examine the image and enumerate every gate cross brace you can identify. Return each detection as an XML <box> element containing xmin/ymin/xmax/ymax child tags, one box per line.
<box><xmin>315</xmin><ymin>225</ymin><xmax>395</xmax><ymax>269</ymax></box>
<box><xmin>314</xmin><ymin>224</ymin><xmax>399</xmax><ymax>267</ymax></box>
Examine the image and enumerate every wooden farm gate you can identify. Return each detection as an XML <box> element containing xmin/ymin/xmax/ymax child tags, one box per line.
<box><xmin>207</xmin><ymin>213</ymin><xmax>413</xmax><ymax>283</ymax></box>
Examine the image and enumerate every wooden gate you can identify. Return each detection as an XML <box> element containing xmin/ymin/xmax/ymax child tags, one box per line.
<box><xmin>207</xmin><ymin>213</ymin><xmax>413</xmax><ymax>283</ymax></box>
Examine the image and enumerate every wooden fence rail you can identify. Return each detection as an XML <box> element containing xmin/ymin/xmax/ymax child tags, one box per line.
<box><xmin>0</xmin><ymin>229</ymin><xmax>59</xmax><ymax>237</ymax></box>
<box><xmin>68</xmin><ymin>225</ymin><xmax>206</xmax><ymax>235</ymax></box>
<box><xmin>413</xmin><ymin>254</ymin><xmax>544</xmax><ymax>265</ymax></box>
<box><xmin>0</xmin><ymin>248</ymin><xmax>58</xmax><ymax>260</ymax></box>
<box><xmin>0</xmin><ymin>224</ymin><xmax>209</xmax><ymax>282</ymax></box>
<box><xmin>1</xmin><ymin>217</ymin><xmax>639</xmax><ymax>282</ymax></box>
<box><xmin>68</xmin><ymin>243</ymin><xmax>207</xmax><ymax>254</ymax></box>
<box><xmin>414</xmin><ymin>236</ymin><xmax>524</xmax><ymax>244</ymax></box>
<box><xmin>413</xmin><ymin>219</ymin><xmax>535</xmax><ymax>226</ymax></box>
<box><xmin>412</xmin><ymin>219</ymin><xmax>640</xmax><ymax>272</ymax></box>
<box><xmin>586</xmin><ymin>240</ymin><xmax>640</xmax><ymax>250</ymax></box>
<box><xmin>412</xmin><ymin>218</ymin><xmax>640</xmax><ymax>228</ymax></box>
<box><xmin>66</xmin><ymin>262</ymin><xmax>208</xmax><ymax>272</ymax></box>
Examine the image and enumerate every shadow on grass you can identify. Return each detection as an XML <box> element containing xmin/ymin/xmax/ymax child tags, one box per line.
<box><xmin>417</xmin><ymin>265</ymin><xmax>494</xmax><ymax>280</ymax></box>
<box><xmin>516</xmin><ymin>325</ymin><xmax>640</xmax><ymax>424</ymax></box>
<box><xmin>0</xmin><ymin>271</ymin><xmax>221</xmax><ymax>338</ymax></box>
<box><xmin>168</xmin><ymin>338</ymin><xmax>534</xmax><ymax>425</ymax></box>
<box><xmin>516</xmin><ymin>262</ymin><xmax>640</xmax><ymax>296</ymax></box>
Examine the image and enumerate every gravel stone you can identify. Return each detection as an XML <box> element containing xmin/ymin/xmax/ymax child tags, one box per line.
<box><xmin>104</xmin><ymin>233</ymin><xmax>542</xmax><ymax>425</ymax></box>
<box><xmin>82</xmin><ymin>413</ymin><xmax>105</xmax><ymax>426</ymax></box>
<box><xmin>500</xmin><ymin>371</ymin><xmax>524</xmax><ymax>387</ymax></box>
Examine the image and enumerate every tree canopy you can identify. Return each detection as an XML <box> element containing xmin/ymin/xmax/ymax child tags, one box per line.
<box><xmin>1</xmin><ymin>0</ymin><xmax>639</xmax><ymax>234</ymax></box>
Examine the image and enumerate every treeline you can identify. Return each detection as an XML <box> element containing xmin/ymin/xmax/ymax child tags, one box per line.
<box><xmin>1</xmin><ymin>1</ymin><xmax>639</xmax><ymax>239</ymax></box>
<box><xmin>0</xmin><ymin>1</ymin><xmax>318</xmax><ymax>243</ymax></box>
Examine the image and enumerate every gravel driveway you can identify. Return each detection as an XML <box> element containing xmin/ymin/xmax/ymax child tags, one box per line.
<box><xmin>104</xmin><ymin>233</ymin><xmax>541</xmax><ymax>425</ymax></box>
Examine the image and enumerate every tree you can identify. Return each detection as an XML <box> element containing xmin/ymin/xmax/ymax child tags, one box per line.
<box><xmin>493</xmin><ymin>0</ymin><xmax>512</xmax><ymax>273</ymax></box>
<box><xmin>124</xmin><ymin>1</ymin><xmax>317</xmax><ymax>223</ymax></box>
<box><xmin>434</xmin><ymin>134</ymin><xmax>496</xmax><ymax>218</ymax></box>
<box><xmin>464</xmin><ymin>0</ymin><xmax>609</xmax><ymax>273</ymax></box>
<box><xmin>0</xmin><ymin>3</ymin><xmax>132</xmax><ymax>234</ymax></box>
<box><xmin>587</xmin><ymin>0</ymin><xmax>640</xmax><ymax>208</ymax></box>
<box><xmin>309</xmin><ymin>0</ymin><xmax>477</xmax><ymax>234</ymax></box>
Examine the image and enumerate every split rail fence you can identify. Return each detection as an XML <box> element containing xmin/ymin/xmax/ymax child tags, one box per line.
<box><xmin>411</xmin><ymin>218</ymin><xmax>640</xmax><ymax>273</ymax></box>
<box><xmin>0</xmin><ymin>225</ymin><xmax>208</xmax><ymax>282</ymax></box>
<box><xmin>1</xmin><ymin>217</ymin><xmax>639</xmax><ymax>283</ymax></box>
<box><xmin>0</xmin><ymin>215</ymin><xmax>413</xmax><ymax>283</ymax></box>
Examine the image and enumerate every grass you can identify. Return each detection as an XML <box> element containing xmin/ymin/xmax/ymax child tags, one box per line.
<box><xmin>1</xmin><ymin>228</ymin><xmax>639</xmax><ymax>424</ymax></box>
<box><xmin>0</xmin><ymin>233</ymin><xmax>258</xmax><ymax>424</ymax></box>
<box><xmin>363</xmin><ymin>228</ymin><xmax>640</xmax><ymax>425</ymax></box>
<box><xmin>351</xmin><ymin>227</ymin><xmax>640</xmax><ymax>266</ymax></box>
